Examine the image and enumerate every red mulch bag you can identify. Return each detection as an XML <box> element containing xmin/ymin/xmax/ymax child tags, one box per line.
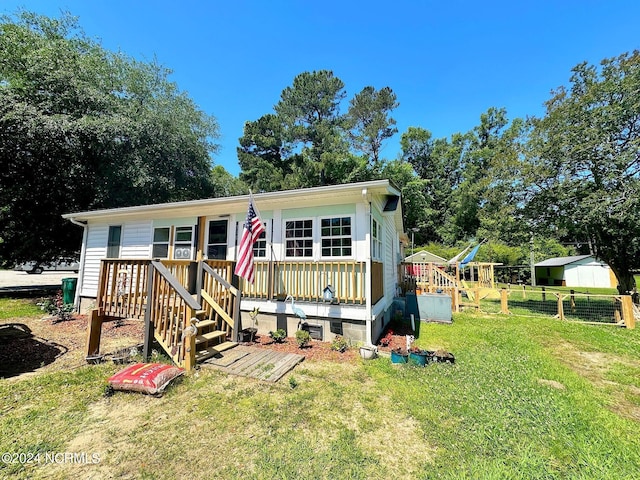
<box><xmin>107</xmin><ymin>363</ymin><xmax>184</xmax><ymax>396</ymax></box>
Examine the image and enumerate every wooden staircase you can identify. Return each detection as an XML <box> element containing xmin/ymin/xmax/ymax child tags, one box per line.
<box><xmin>88</xmin><ymin>259</ymin><xmax>240</xmax><ymax>370</ymax></box>
<box><xmin>193</xmin><ymin>314</ymin><xmax>237</xmax><ymax>363</ymax></box>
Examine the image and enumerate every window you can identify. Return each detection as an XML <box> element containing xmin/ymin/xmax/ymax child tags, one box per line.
<box><xmin>285</xmin><ymin>220</ymin><xmax>313</xmax><ymax>257</ymax></box>
<box><xmin>173</xmin><ymin>226</ymin><xmax>194</xmax><ymax>260</ymax></box>
<box><xmin>321</xmin><ymin>217</ymin><xmax>352</xmax><ymax>257</ymax></box>
<box><xmin>253</xmin><ymin>223</ymin><xmax>267</xmax><ymax>258</ymax></box>
<box><xmin>372</xmin><ymin>218</ymin><xmax>382</xmax><ymax>260</ymax></box>
<box><xmin>207</xmin><ymin>220</ymin><xmax>228</xmax><ymax>259</ymax></box>
<box><xmin>107</xmin><ymin>225</ymin><xmax>122</xmax><ymax>258</ymax></box>
<box><xmin>152</xmin><ymin>227</ymin><xmax>170</xmax><ymax>258</ymax></box>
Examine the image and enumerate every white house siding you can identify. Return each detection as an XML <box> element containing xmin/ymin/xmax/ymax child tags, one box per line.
<box><xmin>383</xmin><ymin>220</ymin><xmax>396</xmax><ymax>302</ymax></box>
<box><xmin>80</xmin><ymin>224</ymin><xmax>109</xmax><ymax>297</ymax></box>
<box><xmin>121</xmin><ymin>221</ymin><xmax>152</xmax><ymax>258</ymax></box>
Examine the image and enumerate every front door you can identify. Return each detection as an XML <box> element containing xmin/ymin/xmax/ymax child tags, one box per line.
<box><xmin>207</xmin><ymin>220</ymin><xmax>228</xmax><ymax>259</ymax></box>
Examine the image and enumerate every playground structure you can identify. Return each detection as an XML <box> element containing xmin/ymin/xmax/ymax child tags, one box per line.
<box><xmin>399</xmin><ymin>260</ymin><xmax>636</xmax><ymax>329</ymax></box>
<box><xmin>400</xmin><ymin>260</ymin><xmax>502</xmax><ymax>312</ymax></box>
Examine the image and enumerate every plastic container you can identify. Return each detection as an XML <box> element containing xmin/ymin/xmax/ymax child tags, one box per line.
<box><xmin>390</xmin><ymin>350</ymin><xmax>408</xmax><ymax>364</ymax></box>
<box><xmin>61</xmin><ymin>277</ymin><xmax>77</xmax><ymax>304</ymax></box>
<box><xmin>409</xmin><ymin>351</ymin><xmax>430</xmax><ymax>367</ymax></box>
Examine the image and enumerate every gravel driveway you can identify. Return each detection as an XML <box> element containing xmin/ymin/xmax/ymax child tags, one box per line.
<box><xmin>0</xmin><ymin>269</ymin><xmax>77</xmax><ymax>289</ymax></box>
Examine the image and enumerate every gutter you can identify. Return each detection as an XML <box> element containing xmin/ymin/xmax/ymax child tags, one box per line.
<box><xmin>67</xmin><ymin>218</ymin><xmax>88</xmax><ymax>311</ymax></box>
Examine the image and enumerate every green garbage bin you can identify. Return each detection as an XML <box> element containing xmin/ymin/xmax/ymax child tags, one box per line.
<box><xmin>62</xmin><ymin>277</ymin><xmax>77</xmax><ymax>304</ymax></box>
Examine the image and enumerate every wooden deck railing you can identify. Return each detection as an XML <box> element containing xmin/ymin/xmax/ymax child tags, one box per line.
<box><xmin>95</xmin><ymin>259</ymin><xmax>238</xmax><ymax>369</ymax></box>
<box><xmin>144</xmin><ymin>261</ymin><xmax>200</xmax><ymax>369</ymax></box>
<box><xmin>241</xmin><ymin>260</ymin><xmax>367</xmax><ymax>304</ymax></box>
<box><xmin>98</xmin><ymin>258</ymin><xmax>151</xmax><ymax>319</ymax></box>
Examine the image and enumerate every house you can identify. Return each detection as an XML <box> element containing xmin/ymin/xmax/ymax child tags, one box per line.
<box><xmin>534</xmin><ymin>255</ymin><xmax>617</xmax><ymax>288</ymax></box>
<box><xmin>404</xmin><ymin>250</ymin><xmax>447</xmax><ymax>265</ymax></box>
<box><xmin>63</xmin><ymin>180</ymin><xmax>406</xmax><ymax>367</ymax></box>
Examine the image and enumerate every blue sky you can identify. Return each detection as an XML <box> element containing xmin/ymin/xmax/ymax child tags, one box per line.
<box><xmin>3</xmin><ymin>1</ymin><xmax>639</xmax><ymax>175</ymax></box>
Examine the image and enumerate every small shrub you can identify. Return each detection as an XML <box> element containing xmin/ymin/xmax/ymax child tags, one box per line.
<box><xmin>38</xmin><ymin>290</ymin><xmax>74</xmax><ymax>323</ymax></box>
<box><xmin>295</xmin><ymin>329</ymin><xmax>311</xmax><ymax>348</ymax></box>
<box><xmin>288</xmin><ymin>376</ymin><xmax>298</xmax><ymax>389</ymax></box>
<box><xmin>330</xmin><ymin>335</ymin><xmax>349</xmax><ymax>353</ymax></box>
<box><xmin>269</xmin><ymin>329</ymin><xmax>287</xmax><ymax>343</ymax></box>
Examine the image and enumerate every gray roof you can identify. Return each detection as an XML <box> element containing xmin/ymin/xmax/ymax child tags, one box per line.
<box><xmin>535</xmin><ymin>255</ymin><xmax>594</xmax><ymax>267</ymax></box>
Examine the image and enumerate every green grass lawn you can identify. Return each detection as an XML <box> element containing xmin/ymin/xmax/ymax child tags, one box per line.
<box><xmin>0</xmin><ymin>298</ymin><xmax>42</xmax><ymax>320</ymax></box>
<box><xmin>1</xmin><ymin>301</ymin><xmax>639</xmax><ymax>479</ymax></box>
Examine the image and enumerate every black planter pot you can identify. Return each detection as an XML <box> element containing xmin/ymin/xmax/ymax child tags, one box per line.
<box><xmin>239</xmin><ymin>328</ymin><xmax>258</xmax><ymax>343</ymax></box>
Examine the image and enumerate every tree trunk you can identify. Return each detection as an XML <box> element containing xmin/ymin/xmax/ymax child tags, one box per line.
<box><xmin>611</xmin><ymin>265</ymin><xmax>636</xmax><ymax>295</ymax></box>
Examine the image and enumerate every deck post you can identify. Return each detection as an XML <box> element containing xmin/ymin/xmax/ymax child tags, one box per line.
<box><xmin>195</xmin><ymin>260</ymin><xmax>204</xmax><ymax>304</ymax></box>
<box><xmin>188</xmin><ymin>261</ymin><xmax>198</xmax><ymax>295</ymax></box>
<box><xmin>86</xmin><ymin>308</ymin><xmax>103</xmax><ymax>356</ymax></box>
<box><xmin>183</xmin><ymin>308</ymin><xmax>197</xmax><ymax>371</ymax></box>
<box><xmin>143</xmin><ymin>262</ymin><xmax>156</xmax><ymax>361</ymax></box>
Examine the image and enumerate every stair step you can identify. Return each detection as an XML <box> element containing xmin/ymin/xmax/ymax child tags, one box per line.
<box><xmin>195</xmin><ymin>342</ymin><xmax>238</xmax><ymax>362</ymax></box>
<box><xmin>195</xmin><ymin>319</ymin><xmax>216</xmax><ymax>331</ymax></box>
<box><xmin>195</xmin><ymin>309</ymin><xmax>207</xmax><ymax>318</ymax></box>
<box><xmin>195</xmin><ymin>330</ymin><xmax>227</xmax><ymax>346</ymax></box>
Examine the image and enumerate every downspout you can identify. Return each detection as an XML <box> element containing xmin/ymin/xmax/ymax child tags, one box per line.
<box><xmin>363</xmin><ymin>188</ymin><xmax>373</xmax><ymax>346</ymax></box>
<box><xmin>68</xmin><ymin>218</ymin><xmax>88</xmax><ymax>312</ymax></box>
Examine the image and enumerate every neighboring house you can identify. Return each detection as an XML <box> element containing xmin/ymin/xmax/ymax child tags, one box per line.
<box><xmin>534</xmin><ymin>255</ymin><xmax>617</xmax><ymax>288</ymax></box>
<box><xmin>404</xmin><ymin>250</ymin><xmax>447</xmax><ymax>265</ymax></box>
<box><xmin>63</xmin><ymin>180</ymin><xmax>405</xmax><ymax>363</ymax></box>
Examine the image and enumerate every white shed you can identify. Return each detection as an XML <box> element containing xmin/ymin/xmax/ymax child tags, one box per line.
<box><xmin>534</xmin><ymin>255</ymin><xmax>617</xmax><ymax>288</ymax></box>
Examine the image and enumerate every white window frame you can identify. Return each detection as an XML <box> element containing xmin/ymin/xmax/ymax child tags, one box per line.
<box><xmin>320</xmin><ymin>215</ymin><xmax>354</xmax><ymax>259</ymax></box>
<box><xmin>173</xmin><ymin>225</ymin><xmax>194</xmax><ymax>260</ymax></box>
<box><xmin>107</xmin><ymin>225</ymin><xmax>122</xmax><ymax>259</ymax></box>
<box><xmin>372</xmin><ymin>218</ymin><xmax>382</xmax><ymax>261</ymax></box>
<box><xmin>152</xmin><ymin>227</ymin><xmax>170</xmax><ymax>259</ymax></box>
<box><xmin>253</xmin><ymin>222</ymin><xmax>268</xmax><ymax>258</ymax></box>
<box><xmin>206</xmin><ymin>219</ymin><xmax>228</xmax><ymax>260</ymax></box>
<box><xmin>284</xmin><ymin>218</ymin><xmax>314</xmax><ymax>258</ymax></box>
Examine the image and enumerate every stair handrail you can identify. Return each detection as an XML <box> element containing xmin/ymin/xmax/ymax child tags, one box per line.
<box><xmin>198</xmin><ymin>261</ymin><xmax>241</xmax><ymax>342</ymax></box>
<box><xmin>152</xmin><ymin>260</ymin><xmax>201</xmax><ymax>311</ymax></box>
<box><xmin>143</xmin><ymin>260</ymin><xmax>201</xmax><ymax>370</ymax></box>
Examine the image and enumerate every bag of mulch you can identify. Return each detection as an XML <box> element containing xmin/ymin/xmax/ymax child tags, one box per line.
<box><xmin>107</xmin><ymin>363</ymin><xmax>184</xmax><ymax>396</ymax></box>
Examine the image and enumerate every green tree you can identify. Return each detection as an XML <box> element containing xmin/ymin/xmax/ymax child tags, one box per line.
<box><xmin>274</xmin><ymin>70</ymin><xmax>348</xmax><ymax>186</ymax></box>
<box><xmin>400</xmin><ymin>127</ymin><xmax>464</xmax><ymax>243</ymax></box>
<box><xmin>211</xmin><ymin>166</ymin><xmax>247</xmax><ymax>197</ymax></box>
<box><xmin>525</xmin><ymin>51</ymin><xmax>640</xmax><ymax>293</ymax></box>
<box><xmin>346</xmin><ymin>86</ymin><xmax>399</xmax><ymax>169</ymax></box>
<box><xmin>0</xmin><ymin>11</ymin><xmax>219</xmax><ymax>264</ymax></box>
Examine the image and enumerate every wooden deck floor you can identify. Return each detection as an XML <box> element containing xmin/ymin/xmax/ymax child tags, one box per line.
<box><xmin>200</xmin><ymin>346</ymin><xmax>304</xmax><ymax>382</ymax></box>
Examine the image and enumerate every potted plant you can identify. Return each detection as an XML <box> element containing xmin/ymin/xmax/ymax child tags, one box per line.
<box><xmin>433</xmin><ymin>349</ymin><xmax>455</xmax><ymax>364</ymax></box>
<box><xmin>269</xmin><ymin>328</ymin><xmax>287</xmax><ymax>343</ymax></box>
<box><xmin>390</xmin><ymin>347</ymin><xmax>409</xmax><ymax>364</ymax></box>
<box><xmin>295</xmin><ymin>329</ymin><xmax>311</xmax><ymax>348</ymax></box>
<box><xmin>239</xmin><ymin>307</ymin><xmax>260</xmax><ymax>342</ymax></box>
<box><xmin>409</xmin><ymin>347</ymin><xmax>432</xmax><ymax>367</ymax></box>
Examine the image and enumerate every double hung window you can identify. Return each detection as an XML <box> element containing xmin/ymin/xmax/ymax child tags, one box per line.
<box><xmin>321</xmin><ymin>217</ymin><xmax>352</xmax><ymax>257</ymax></box>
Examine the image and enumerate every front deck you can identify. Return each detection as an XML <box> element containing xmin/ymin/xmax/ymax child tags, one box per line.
<box><xmin>88</xmin><ymin>258</ymin><xmax>385</xmax><ymax>370</ymax></box>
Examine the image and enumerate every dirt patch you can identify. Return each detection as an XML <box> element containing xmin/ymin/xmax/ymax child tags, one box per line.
<box><xmin>0</xmin><ymin>315</ymin><xmax>144</xmax><ymax>379</ymax></box>
<box><xmin>550</xmin><ymin>340</ymin><xmax>640</xmax><ymax>421</ymax></box>
<box><xmin>1</xmin><ymin>314</ymin><xmax>365</xmax><ymax>380</ymax></box>
<box><xmin>538</xmin><ymin>378</ymin><xmax>566</xmax><ymax>390</ymax></box>
<box><xmin>250</xmin><ymin>334</ymin><xmax>359</xmax><ymax>363</ymax></box>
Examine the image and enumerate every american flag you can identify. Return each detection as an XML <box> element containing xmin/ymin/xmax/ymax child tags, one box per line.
<box><xmin>235</xmin><ymin>194</ymin><xmax>265</xmax><ymax>284</ymax></box>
